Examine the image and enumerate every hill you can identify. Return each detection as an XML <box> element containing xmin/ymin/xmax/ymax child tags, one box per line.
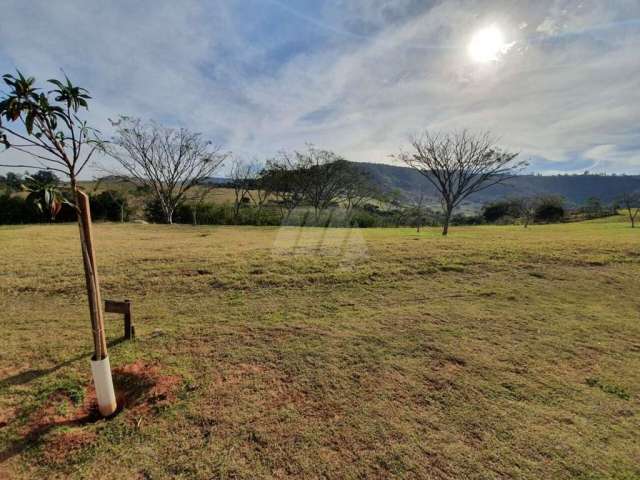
<box><xmin>356</xmin><ymin>162</ymin><xmax>640</xmax><ymax>207</ymax></box>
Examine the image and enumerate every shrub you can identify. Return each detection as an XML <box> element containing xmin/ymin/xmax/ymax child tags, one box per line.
<box><xmin>90</xmin><ymin>190</ymin><xmax>130</xmax><ymax>222</ymax></box>
<box><xmin>236</xmin><ymin>206</ymin><xmax>281</xmax><ymax>226</ymax></box>
<box><xmin>535</xmin><ymin>197</ymin><xmax>566</xmax><ymax>223</ymax></box>
<box><xmin>451</xmin><ymin>213</ymin><xmax>484</xmax><ymax>225</ymax></box>
<box><xmin>0</xmin><ymin>194</ymin><xmax>38</xmax><ymax>224</ymax></box>
<box><xmin>144</xmin><ymin>198</ymin><xmax>168</xmax><ymax>223</ymax></box>
<box><xmin>0</xmin><ymin>192</ymin><xmax>76</xmax><ymax>224</ymax></box>
<box><xmin>183</xmin><ymin>203</ymin><xmax>228</xmax><ymax>225</ymax></box>
<box><xmin>482</xmin><ymin>200</ymin><xmax>520</xmax><ymax>223</ymax></box>
<box><xmin>348</xmin><ymin>210</ymin><xmax>378</xmax><ymax>228</ymax></box>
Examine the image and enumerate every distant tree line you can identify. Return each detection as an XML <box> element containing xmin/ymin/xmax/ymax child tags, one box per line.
<box><xmin>2</xmin><ymin>166</ymin><xmax>637</xmax><ymax>229</ymax></box>
<box><xmin>3</xmin><ymin>109</ymin><xmax>639</xmax><ymax>231</ymax></box>
<box><xmin>0</xmin><ymin>170</ymin><xmax>130</xmax><ymax>224</ymax></box>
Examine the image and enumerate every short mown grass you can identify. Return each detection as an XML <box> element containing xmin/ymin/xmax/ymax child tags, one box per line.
<box><xmin>1</xmin><ymin>218</ymin><xmax>639</xmax><ymax>479</ymax></box>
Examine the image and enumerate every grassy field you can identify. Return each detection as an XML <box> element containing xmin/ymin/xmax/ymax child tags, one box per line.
<box><xmin>0</xmin><ymin>218</ymin><xmax>639</xmax><ymax>479</ymax></box>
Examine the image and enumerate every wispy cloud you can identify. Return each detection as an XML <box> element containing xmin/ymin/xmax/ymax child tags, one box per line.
<box><xmin>0</xmin><ymin>0</ymin><xmax>639</xmax><ymax>176</ymax></box>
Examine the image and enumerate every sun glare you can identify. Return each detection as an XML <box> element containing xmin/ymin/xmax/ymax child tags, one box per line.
<box><xmin>468</xmin><ymin>25</ymin><xmax>510</xmax><ymax>63</ymax></box>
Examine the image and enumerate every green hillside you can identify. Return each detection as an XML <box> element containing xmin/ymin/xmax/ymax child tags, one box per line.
<box><xmin>357</xmin><ymin>162</ymin><xmax>640</xmax><ymax>207</ymax></box>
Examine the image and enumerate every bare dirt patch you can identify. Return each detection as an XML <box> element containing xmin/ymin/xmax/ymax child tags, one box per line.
<box><xmin>1</xmin><ymin>361</ymin><xmax>181</xmax><ymax>464</ymax></box>
<box><xmin>25</xmin><ymin>361</ymin><xmax>181</xmax><ymax>431</ymax></box>
<box><xmin>42</xmin><ymin>430</ymin><xmax>97</xmax><ymax>465</ymax></box>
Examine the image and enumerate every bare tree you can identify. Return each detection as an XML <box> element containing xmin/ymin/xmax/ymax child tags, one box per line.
<box><xmin>341</xmin><ymin>163</ymin><xmax>380</xmax><ymax>211</ymax></box>
<box><xmin>303</xmin><ymin>147</ymin><xmax>350</xmax><ymax>217</ymax></box>
<box><xmin>247</xmin><ymin>169</ymin><xmax>272</xmax><ymax>217</ymax></box>
<box><xmin>512</xmin><ymin>196</ymin><xmax>539</xmax><ymax>228</ymax></box>
<box><xmin>106</xmin><ymin>117</ymin><xmax>228</xmax><ymax>224</ymax></box>
<box><xmin>620</xmin><ymin>191</ymin><xmax>640</xmax><ymax>228</ymax></box>
<box><xmin>261</xmin><ymin>147</ymin><xmax>374</xmax><ymax>222</ymax></box>
<box><xmin>407</xmin><ymin>192</ymin><xmax>431</xmax><ymax>233</ymax></box>
<box><xmin>228</xmin><ymin>158</ymin><xmax>259</xmax><ymax>220</ymax></box>
<box><xmin>261</xmin><ymin>150</ymin><xmax>314</xmax><ymax>220</ymax></box>
<box><xmin>394</xmin><ymin>130</ymin><xmax>526</xmax><ymax>235</ymax></box>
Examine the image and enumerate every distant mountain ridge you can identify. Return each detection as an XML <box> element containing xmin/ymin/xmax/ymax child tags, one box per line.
<box><xmin>355</xmin><ymin>162</ymin><xmax>640</xmax><ymax>208</ymax></box>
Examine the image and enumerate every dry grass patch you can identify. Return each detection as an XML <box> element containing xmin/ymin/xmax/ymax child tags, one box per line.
<box><xmin>0</xmin><ymin>219</ymin><xmax>639</xmax><ymax>479</ymax></box>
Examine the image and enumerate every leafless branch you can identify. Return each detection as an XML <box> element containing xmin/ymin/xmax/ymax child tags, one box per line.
<box><xmin>105</xmin><ymin>117</ymin><xmax>229</xmax><ymax>224</ymax></box>
<box><xmin>393</xmin><ymin>129</ymin><xmax>526</xmax><ymax>235</ymax></box>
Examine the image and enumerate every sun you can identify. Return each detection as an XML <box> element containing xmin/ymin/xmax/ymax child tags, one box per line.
<box><xmin>468</xmin><ymin>25</ymin><xmax>510</xmax><ymax>63</ymax></box>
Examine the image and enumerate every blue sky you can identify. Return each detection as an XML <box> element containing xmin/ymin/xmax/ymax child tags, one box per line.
<box><xmin>1</xmin><ymin>0</ymin><xmax>639</xmax><ymax>176</ymax></box>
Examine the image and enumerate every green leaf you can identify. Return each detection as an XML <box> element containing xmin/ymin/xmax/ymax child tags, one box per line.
<box><xmin>47</xmin><ymin>79</ymin><xmax>64</xmax><ymax>89</ymax></box>
<box><xmin>25</xmin><ymin>109</ymin><xmax>35</xmax><ymax>134</ymax></box>
<box><xmin>61</xmin><ymin>196</ymin><xmax>75</xmax><ymax>207</ymax></box>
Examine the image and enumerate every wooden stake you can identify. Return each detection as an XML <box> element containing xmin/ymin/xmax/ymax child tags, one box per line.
<box><xmin>105</xmin><ymin>299</ymin><xmax>135</xmax><ymax>340</ymax></box>
<box><xmin>76</xmin><ymin>190</ymin><xmax>108</xmax><ymax>360</ymax></box>
<box><xmin>124</xmin><ymin>299</ymin><xmax>134</xmax><ymax>340</ymax></box>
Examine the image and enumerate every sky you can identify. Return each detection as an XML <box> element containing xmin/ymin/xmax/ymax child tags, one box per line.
<box><xmin>0</xmin><ymin>0</ymin><xmax>639</xmax><ymax>177</ymax></box>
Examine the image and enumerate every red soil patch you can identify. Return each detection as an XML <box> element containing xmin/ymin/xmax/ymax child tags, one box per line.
<box><xmin>25</xmin><ymin>361</ymin><xmax>181</xmax><ymax>431</ymax></box>
<box><xmin>1</xmin><ymin>361</ymin><xmax>180</xmax><ymax>464</ymax></box>
<box><xmin>0</xmin><ymin>407</ymin><xmax>16</xmax><ymax>429</ymax></box>
<box><xmin>91</xmin><ymin>360</ymin><xmax>182</xmax><ymax>418</ymax></box>
<box><xmin>43</xmin><ymin>430</ymin><xmax>97</xmax><ymax>465</ymax></box>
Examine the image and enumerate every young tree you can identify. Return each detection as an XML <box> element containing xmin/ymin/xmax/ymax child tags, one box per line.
<box><xmin>0</xmin><ymin>71</ymin><xmax>116</xmax><ymax>416</ymax></box>
<box><xmin>513</xmin><ymin>196</ymin><xmax>538</xmax><ymax>228</ymax></box>
<box><xmin>394</xmin><ymin>130</ymin><xmax>526</xmax><ymax>235</ymax></box>
<box><xmin>106</xmin><ymin>117</ymin><xmax>228</xmax><ymax>224</ymax></box>
<box><xmin>620</xmin><ymin>191</ymin><xmax>640</xmax><ymax>228</ymax></box>
<box><xmin>407</xmin><ymin>192</ymin><xmax>430</xmax><ymax>233</ymax></box>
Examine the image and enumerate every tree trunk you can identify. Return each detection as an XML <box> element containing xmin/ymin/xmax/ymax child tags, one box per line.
<box><xmin>74</xmin><ymin>188</ymin><xmax>108</xmax><ymax>360</ymax></box>
<box><xmin>75</xmin><ymin>188</ymin><xmax>117</xmax><ymax>417</ymax></box>
<box><xmin>442</xmin><ymin>208</ymin><xmax>452</xmax><ymax>236</ymax></box>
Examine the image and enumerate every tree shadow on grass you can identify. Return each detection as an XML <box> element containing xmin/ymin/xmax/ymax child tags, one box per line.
<box><xmin>0</xmin><ymin>356</ymin><xmax>168</xmax><ymax>464</ymax></box>
<box><xmin>0</xmin><ymin>337</ymin><xmax>126</xmax><ymax>389</ymax></box>
<box><xmin>0</xmin><ymin>415</ymin><xmax>97</xmax><ymax>464</ymax></box>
